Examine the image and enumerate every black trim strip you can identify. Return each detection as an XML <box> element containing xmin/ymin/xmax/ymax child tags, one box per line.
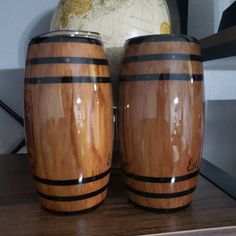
<box><xmin>123</xmin><ymin>169</ymin><xmax>199</xmax><ymax>183</ymax></box>
<box><xmin>120</xmin><ymin>74</ymin><xmax>203</xmax><ymax>82</ymax></box>
<box><xmin>123</xmin><ymin>54</ymin><xmax>202</xmax><ymax>63</ymax></box>
<box><xmin>37</xmin><ymin>184</ymin><xmax>108</xmax><ymax>202</ymax></box>
<box><xmin>127</xmin><ymin>185</ymin><xmax>196</xmax><ymax>199</ymax></box>
<box><xmin>25</xmin><ymin>76</ymin><xmax>111</xmax><ymax>84</ymax></box>
<box><xmin>11</xmin><ymin>139</ymin><xmax>25</xmax><ymax>154</ymax></box>
<box><xmin>30</xmin><ymin>36</ymin><xmax>102</xmax><ymax>45</ymax></box>
<box><xmin>126</xmin><ymin>34</ymin><xmax>198</xmax><ymax>45</ymax></box>
<box><xmin>33</xmin><ymin>169</ymin><xmax>110</xmax><ymax>186</ymax></box>
<box><xmin>26</xmin><ymin>57</ymin><xmax>108</xmax><ymax>66</ymax></box>
<box><xmin>0</xmin><ymin>100</ymin><xmax>24</xmax><ymax>126</ymax></box>
<box><xmin>0</xmin><ymin>100</ymin><xmax>25</xmax><ymax>154</ymax></box>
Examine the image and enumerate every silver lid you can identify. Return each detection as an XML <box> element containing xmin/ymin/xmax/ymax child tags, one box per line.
<box><xmin>39</xmin><ymin>30</ymin><xmax>101</xmax><ymax>41</ymax></box>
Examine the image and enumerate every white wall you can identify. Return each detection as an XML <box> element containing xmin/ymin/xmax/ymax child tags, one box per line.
<box><xmin>203</xmin><ymin>56</ymin><xmax>236</xmax><ymax>100</ymax></box>
<box><xmin>204</xmin><ymin>68</ymin><xmax>236</xmax><ymax>100</ymax></box>
<box><xmin>188</xmin><ymin>0</ymin><xmax>236</xmax><ymax>101</ymax></box>
<box><xmin>0</xmin><ymin>0</ymin><xmax>59</xmax><ymax>69</ymax></box>
<box><xmin>0</xmin><ymin>0</ymin><xmax>59</xmax><ymax>153</ymax></box>
<box><xmin>188</xmin><ymin>0</ymin><xmax>235</xmax><ymax>39</ymax></box>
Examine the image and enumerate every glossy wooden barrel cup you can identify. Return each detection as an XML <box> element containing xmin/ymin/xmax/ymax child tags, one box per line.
<box><xmin>120</xmin><ymin>35</ymin><xmax>204</xmax><ymax>211</ymax></box>
<box><xmin>24</xmin><ymin>31</ymin><xmax>113</xmax><ymax>213</ymax></box>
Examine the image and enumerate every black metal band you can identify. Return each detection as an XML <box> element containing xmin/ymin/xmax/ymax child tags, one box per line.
<box><xmin>126</xmin><ymin>34</ymin><xmax>198</xmax><ymax>45</ymax></box>
<box><xmin>25</xmin><ymin>76</ymin><xmax>111</xmax><ymax>84</ymax></box>
<box><xmin>42</xmin><ymin>200</ymin><xmax>105</xmax><ymax>215</ymax></box>
<box><xmin>120</xmin><ymin>74</ymin><xmax>203</xmax><ymax>82</ymax></box>
<box><xmin>33</xmin><ymin>169</ymin><xmax>110</xmax><ymax>186</ymax></box>
<box><xmin>127</xmin><ymin>185</ymin><xmax>196</xmax><ymax>199</ymax></box>
<box><xmin>123</xmin><ymin>54</ymin><xmax>202</xmax><ymax>63</ymax></box>
<box><xmin>26</xmin><ymin>57</ymin><xmax>108</xmax><ymax>66</ymax></box>
<box><xmin>129</xmin><ymin>200</ymin><xmax>191</xmax><ymax>212</ymax></box>
<box><xmin>30</xmin><ymin>36</ymin><xmax>102</xmax><ymax>45</ymax></box>
<box><xmin>37</xmin><ymin>184</ymin><xmax>108</xmax><ymax>202</ymax></box>
<box><xmin>123</xmin><ymin>169</ymin><xmax>199</xmax><ymax>183</ymax></box>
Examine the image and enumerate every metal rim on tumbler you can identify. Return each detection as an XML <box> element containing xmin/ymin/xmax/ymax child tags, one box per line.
<box><xmin>125</xmin><ymin>34</ymin><xmax>198</xmax><ymax>46</ymax></box>
<box><xmin>41</xmin><ymin>30</ymin><xmax>101</xmax><ymax>39</ymax></box>
<box><xmin>30</xmin><ymin>30</ymin><xmax>102</xmax><ymax>44</ymax></box>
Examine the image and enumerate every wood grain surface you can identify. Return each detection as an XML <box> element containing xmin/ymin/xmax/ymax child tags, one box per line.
<box><xmin>24</xmin><ymin>35</ymin><xmax>113</xmax><ymax>212</ymax></box>
<box><xmin>119</xmin><ymin>36</ymin><xmax>204</xmax><ymax>210</ymax></box>
<box><xmin>0</xmin><ymin>155</ymin><xmax>236</xmax><ymax>236</ymax></box>
<box><xmin>25</xmin><ymin>64</ymin><xmax>110</xmax><ymax>78</ymax></box>
<box><xmin>27</xmin><ymin>42</ymin><xmax>106</xmax><ymax>59</ymax></box>
<box><xmin>125</xmin><ymin>42</ymin><xmax>201</xmax><ymax>57</ymax></box>
<box><xmin>121</xmin><ymin>61</ymin><xmax>202</xmax><ymax>75</ymax></box>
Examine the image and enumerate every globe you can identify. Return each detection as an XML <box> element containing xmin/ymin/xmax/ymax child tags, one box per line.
<box><xmin>50</xmin><ymin>0</ymin><xmax>171</xmax><ymax>152</ymax></box>
<box><xmin>51</xmin><ymin>0</ymin><xmax>171</xmax><ymax>46</ymax></box>
<box><xmin>50</xmin><ymin>0</ymin><xmax>171</xmax><ymax>106</ymax></box>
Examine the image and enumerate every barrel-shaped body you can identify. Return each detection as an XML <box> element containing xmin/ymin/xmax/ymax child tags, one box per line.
<box><xmin>24</xmin><ymin>31</ymin><xmax>113</xmax><ymax>213</ymax></box>
<box><xmin>119</xmin><ymin>35</ymin><xmax>204</xmax><ymax>211</ymax></box>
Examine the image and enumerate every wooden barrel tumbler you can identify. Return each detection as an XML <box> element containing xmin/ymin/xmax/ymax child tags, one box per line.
<box><xmin>24</xmin><ymin>31</ymin><xmax>113</xmax><ymax>213</ymax></box>
<box><xmin>119</xmin><ymin>34</ymin><xmax>204</xmax><ymax>211</ymax></box>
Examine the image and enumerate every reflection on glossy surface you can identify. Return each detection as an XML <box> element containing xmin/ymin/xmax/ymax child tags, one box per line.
<box><xmin>24</xmin><ymin>31</ymin><xmax>113</xmax><ymax>213</ymax></box>
<box><xmin>120</xmin><ymin>34</ymin><xmax>204</xmax><ymax>210</ymax></box>
<box><xmin>120</xmin><ymin>80</ymin><xmax>204</xmax><ymax>176</ymax></box>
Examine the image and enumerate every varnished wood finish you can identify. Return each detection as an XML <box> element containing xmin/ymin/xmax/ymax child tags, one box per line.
<box><xmin>125</xmin><ymin>42</ymin><xmax>201</xmax><ymax>56</ymax></box>
<box><xmin>119</xmin><ymin>35</ymin><xmax>204</xmax><ymax>210</ymax></box>
<box><xmin>1</xmin><ymin>155</ymin><xmax>236</xmax><ymax>236</ymax></box>
<box><xmin>39</xmin><ymin>189</ymin><xmax>108</xmax><ymax>213</ymax></box>
<box><xmin>25</xmin><ymin>64</ymin><xmax>110</xmax><ymax>78</ymax></box>
<box><xmin>128</xmin><ymin>192</ymin><xmax>194</xmax><ymax>209</ymax></box>
<box><xmin>126</xmin><ymin>176</ymin><xmax>198</xmax><ymax>194</ymax></box>
<box><xmin>121</xmin><ymin>61</ymin><xmax>202</xmax><ymax>75</ymax></box>
<box><xmin>24</xmin><ymin>33</ymin><xmax>113</xmax><ymax>213</ymax></box>
<box><xmin>27</xmin><ymin>42</ymin><xmax>106</xmax><ymax>59</ymax></box>
<box><xmin>36</xmin><ymin>175</ymin><xmax>109</xmax><ymax>196</ymax></box>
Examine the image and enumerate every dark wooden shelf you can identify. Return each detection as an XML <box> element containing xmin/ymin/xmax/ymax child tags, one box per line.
<box><xmin>0</xmin><ymin>155</ymin><xmax>236</xmax><ymax>236</ymax></box>
<box><xmin>199</xmin><ymin>25</ymin><xmax>236</xmax><ymax>61</ymax></box>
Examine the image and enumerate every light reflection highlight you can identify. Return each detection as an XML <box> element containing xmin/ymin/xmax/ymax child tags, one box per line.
<box><xmin>174</xmin><ymin>97</ymin><xmax>179</xmax><ymax>104</ymax></box>
<box><xmin>94</xmin><ymin>84</ymin><xmax>97</xmax><ymax>91</ymax></box>
<box><xmin>77</xmin><ymin>98</ymin><xmax>82</xmax><ymax>104</ymax></box>
<box><xmin>79</xmin><ymin>174</ymin><xmax>83</xmax><ymax>183</ymax></box>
